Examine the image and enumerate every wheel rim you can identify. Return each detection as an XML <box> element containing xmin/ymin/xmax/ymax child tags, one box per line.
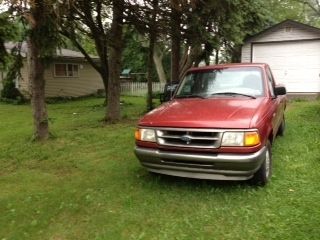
<box><xmin>265</xmin><ymin>149</ymin><xmax>271</xmax><ymax>178</ymax></box>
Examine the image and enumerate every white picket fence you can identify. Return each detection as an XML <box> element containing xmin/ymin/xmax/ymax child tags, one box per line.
<box><xmin>120</xmin><ymin>82</ymin><xmax>166</xmax><ymax>96</ymax></box>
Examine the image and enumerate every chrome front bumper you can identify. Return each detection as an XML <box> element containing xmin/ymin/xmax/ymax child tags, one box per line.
<box><xmin>134</xmin><ymin>146</ymin><xmax>266</xmax><ymax>181</ymax></box>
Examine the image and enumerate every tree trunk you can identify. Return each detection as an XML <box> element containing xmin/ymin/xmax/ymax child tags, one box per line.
<box><xmin>215</xmin><ymin>48</ymin><xmax>219</xmax><ymax>64</ymax></box>
<box><xmin>170</xmin><ymin>5</ymin><xmax>181</xmax><ymax>83</ymax></box>
<box><xmin>153</xmin><ymin>44</ymin><xmax>166</xmax><ymax>83</ymax></box>
<box><xmin>107</xmin><ymin>0</ymin><xmax>124</xmax><ymax>122</ymax></box>
<box><xmin>146</xmin><ymin>0</ymin><xmax>158</xmax><ymax>111</ymax></box>
<box><xmin>28</xmin><ymin>39</ymin><xmax>49</xmax><ymax>141</ymax></box>
<box><xmin>230</xmin><ymin>45</ymin><xmax>241</xmax><ymax>63</ymax></box>
<box><xmin>179</xmin><ymin>45</ymin><xmax>202</xmax><ymax>80</ymax></box>
<box><xmin>94</xmin><ymin>37</ymin><xmax>109</xmax><ymax>103</ymax></box>
<box><xmin>147</xmin><ymin>37</ymin><xmax>155</xmax><ymax>111</ymax></box>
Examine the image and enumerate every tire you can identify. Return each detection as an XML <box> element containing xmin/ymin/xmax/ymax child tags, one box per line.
<box><xmin>277</xmin><ymin>116</ymin><xmax>285</xmax><ymax>136</ymax></box>
<box><xmin>250</xmin><ymin>141</ymin><xmax>272</xmax><ymax>186</ymax></box>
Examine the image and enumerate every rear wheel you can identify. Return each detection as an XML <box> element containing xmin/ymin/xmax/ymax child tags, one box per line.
<box><xmin>250</xmin><ymin>141</ymin><xmax>272</xmax><ymax>186</ymax></box>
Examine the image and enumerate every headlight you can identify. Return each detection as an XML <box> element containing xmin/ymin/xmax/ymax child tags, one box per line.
<box><xmin>221</xmin><ymin>131</ymin><xmax>260</xmax><ymax>147</ymax></box>
<box><xmin>135</xmin><ymin>128</ymin><xmax>156</xmax><ymax>142</ymax></box>
<box><xmin>221</xmin><ymin>132</ymin><xmax>244</xmax><ymax>146</ymax></box>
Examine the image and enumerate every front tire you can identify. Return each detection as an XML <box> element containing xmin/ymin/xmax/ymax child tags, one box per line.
<box><xmin>250</xmin><ymin>141</ymin><xmax>272</xmax><ymax>186</ymax></box>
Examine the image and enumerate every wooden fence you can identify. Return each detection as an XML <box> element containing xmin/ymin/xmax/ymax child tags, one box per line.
<box><xmin>120</xmin><ymin>82</ymin><xmax>166</xmax><ymax>96</ymax></box>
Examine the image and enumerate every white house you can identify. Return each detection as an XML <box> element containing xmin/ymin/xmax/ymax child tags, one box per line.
<box><xmin>0</xmin><ymin>42</ymin><xmax>104</xmax><ymax>98</ymax></box>
<box><xmin>241</xmin><ymin>19</ymin><xmax>320</xmax><ymax>98</ymax></box>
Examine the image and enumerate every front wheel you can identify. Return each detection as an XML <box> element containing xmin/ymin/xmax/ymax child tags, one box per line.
<box><xmin>250</xmin><ymin>141</ymin><xmax>272</xmax><ymax>186</ymax></box>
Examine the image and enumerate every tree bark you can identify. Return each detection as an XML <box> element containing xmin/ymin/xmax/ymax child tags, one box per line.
<box><xmin>147</xmin><ymin>36</ymin><xmax>155</xmax><ymax>111</ymax></box>
<box><xmin>153</xmin><ymin>44</ymin><xmax>166</xmax><ymax>83</ymax></box>
<box><xmin>28</xmin><ymin>39</ymin><xmax>49</xmax><ymax>141</ymax></box>
<box><xmin>93</xmin><ymin>34</ymin><xmax>109</xmax><ymax>103</ymax></box>
<box><xmin>107</xmin><ymin>0</ymin><xmax>124</xmax><ymax>122</ymax></box>
<box><xmin>170</xmin><ymin>4</ymin><xmax>181</xmax><ymax>83</ymax></box>
<box><xmin>179</xmin><ymin>45</ymin><xmax>202</xmax><ymax>80</ymax></box>
<box><xmin>215</xmin><ymin>48</ymin><xmax>219</xmax><ymax>64</ymax></box>
<box><xmin>146</xmin><ymin>0</ymin><xmax>159</xmax><ymax>111</ymax></box>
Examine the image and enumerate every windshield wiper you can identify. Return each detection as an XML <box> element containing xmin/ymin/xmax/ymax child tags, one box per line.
<box><xmin>175</xmin><ymin>94</ymin><xmax>207</xmax><ymax>99</ymax></box>
<box><xmin>210</xmin><ymin>92</ymin><xmax>256</xmax><ymax>99</ymax></box>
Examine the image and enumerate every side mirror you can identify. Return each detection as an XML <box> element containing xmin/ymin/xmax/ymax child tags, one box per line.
<box><xmin>160</xmin><ymin>83</ymin><xmax>179</xmax><ymax>103</ymax></box>
<box><xmin>275</xmin><ymin>85</ymin><xmax>286</xmax><ymax>96</ymax></box>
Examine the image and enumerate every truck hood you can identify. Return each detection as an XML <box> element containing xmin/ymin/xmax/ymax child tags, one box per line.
<box><xmin>139</xmin><ymin>98</ymin><xmax>267</xmax><ymax>129</ymax></box>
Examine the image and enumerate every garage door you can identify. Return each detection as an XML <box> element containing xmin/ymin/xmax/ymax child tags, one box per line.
<box><xmin>252</xmin><ymin>41</ymin><xmax>320</xmax><ymax>93</ymax></box>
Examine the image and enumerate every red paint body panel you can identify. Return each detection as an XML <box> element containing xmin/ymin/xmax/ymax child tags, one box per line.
<box><xmin>139</xmin><ymin>98</ymin><xmax>268</xmax><ymax>129</ymax></box>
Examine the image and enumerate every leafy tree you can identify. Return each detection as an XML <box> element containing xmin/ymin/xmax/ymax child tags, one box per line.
<box><xmin>7</xmin><ymin>0</ymin><xmax>71</xmax><ymax>141</ymax></box>
<box><xmin>0</xmin><ymin>12</ymin><xmax>20</xmax><ymax>67</ymax></box>
<box><xmin>0</xmin><ymin>44</ymin><xmax>24</xmax><ymax>102</ymax></box>
<box><xmin>122</xmin><ymin>28</ymin><xmax>148</xmax><ymax>77</ymax></box>
<box><xmin>295</xmin><ymin>0</ymin><xmax>320</xmax><ymax>25</ymax></box>
<box><xmin>265</xmin><ymin>0</ymin><xmax>309</xmax><ymax>23</ymax></box>
<box><xmin>61</xmin><ymin>0</ymin><xmax>110</xmax><ymax>106</ymax></box>
<box><xmin>168</xmin><ymin>0</ymin><xmax>270</xmax><ymax>80</ymax></box>
<box><xmin>0</xmin><ymin>12</ymin><xmax>23</xmax><ymax>101</ymax></box>
<box><xmin>122</xmin><ymin>27</ymin><xmax>169</xmax><ymax>84</ymax></box>
<box><xmin>62</xmin><ymin>0</ymin><xmax>126</xmax><ymax>122</ymax></box>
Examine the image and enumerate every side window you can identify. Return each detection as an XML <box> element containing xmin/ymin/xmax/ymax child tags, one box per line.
<box><xmin>266</xmin><ymin>67</ymin><xmax>275</xmax><ymax>97</ymax></box>
<box><xmin>178</xmin><ymin>75</ymin><xmax>194</xmax><ymax>95</ymax></box>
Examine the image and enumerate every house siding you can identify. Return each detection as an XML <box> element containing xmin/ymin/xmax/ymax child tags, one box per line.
<box><xmin>45</xmin><ymin>61</ymin><xmax>103</xmax><ymax>98</ymax></box>
<box><xmin>241</xmin><ymin>43</ymin><xmax>251</xmax><ymax>63</ymax></box>
<box><xmin>16</xmin><ymin>60</ymin><xmax>103</xmax><ymax>98</ymax></box>
<box><xmin>19</xmin><ymin>62</ymin><xmax>30</xmax><ymax>96</ymax></box>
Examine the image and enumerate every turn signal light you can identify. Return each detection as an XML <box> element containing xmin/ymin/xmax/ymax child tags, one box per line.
<box><xmin>244</xmin><ymin>132</ymin><xmax>260</xmax><ymax>147</ymax></box>
<box><xmin>135</xmin><ymin>129</ymin><xmax>141</xmax><ymax>141</ymax></box>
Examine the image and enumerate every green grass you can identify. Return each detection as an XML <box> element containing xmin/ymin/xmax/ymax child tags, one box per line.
<box><xmin>0</xmin><ymin>97</ymin><xmax>319</xmax><ymax>240</ymax></box>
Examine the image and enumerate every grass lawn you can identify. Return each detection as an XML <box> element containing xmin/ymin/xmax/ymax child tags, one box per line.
<box><xmin>0</xmin><ymin>96</ymin><xmax>320</xmax><ymax>240</ymax></box>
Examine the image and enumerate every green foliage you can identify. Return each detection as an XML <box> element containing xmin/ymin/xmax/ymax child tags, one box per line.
<box><xmin>0</xmin><ymin>97</ymin><xmax>320</xmax><ymax>239</ymax></box>
<box><xmin>266</xmin><ymin>0</ymin><xmax>311</xmax><ymax>23</ymax></box>
<box><xmin>26</xmin><ymin>1</ymin><xmax>65</xmax><ymax>62</ymax></box>
<box><xmin>0</xmin><ymin>46</ymin><xmax>25</xmax><ymax>103</ymax></box>
<box><xmin>0</xmin><ymin>12</ymin><xmax>20</xmax><ymax>67</ymax></box>
<box><xmin>62</xmin><ymin>35</ymin><xmax>98</xmax><ymax>56</ymax></box>
<box><xmin>178</xmin><ymin>0</ymin><xmax>271</xmax><ymax>63</ymax></box>
<box><xmin>122</xmin><ymin>28</ymin><xmax>148</xmax><ymax>77</ymax></box>
<box><xmin>122</xmin><ymin>27</ymin><xmax>162</xmax><ymax>82</ymax></box>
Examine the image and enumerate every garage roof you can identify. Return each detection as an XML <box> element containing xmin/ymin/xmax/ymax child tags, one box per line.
<box><xmin>245</xmin><ymin>19</ymin><xmax>320</xmax><ymax>43</ymax></box>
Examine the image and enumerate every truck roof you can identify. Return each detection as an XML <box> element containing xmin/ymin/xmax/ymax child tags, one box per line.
<box><xmin>188</xmin><ymin>63</ymin><xmax>268</xmax><ymax>72</ymax></box>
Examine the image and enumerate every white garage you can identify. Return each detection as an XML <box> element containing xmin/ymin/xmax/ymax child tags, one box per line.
<box><xmin>241</xmin><ymin>20</ymin><xmax>320</xmax><ymax>97</ymax></box>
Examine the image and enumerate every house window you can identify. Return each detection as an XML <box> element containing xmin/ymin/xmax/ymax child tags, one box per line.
<box><xmin>54</xmin><ymin>64</ymin><xmax>79</xmax><ymax>77</ymax></box>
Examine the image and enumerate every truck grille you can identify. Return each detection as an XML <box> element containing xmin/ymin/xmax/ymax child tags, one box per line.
<box><xmin>156</xmin><ymin>128</ymin><xmax>223</xmax><ymax>149</ymax></box>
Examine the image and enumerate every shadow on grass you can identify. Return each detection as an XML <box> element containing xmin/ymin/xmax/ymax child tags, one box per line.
<box><xmin>134</xmin><ymin>168</ymin><xmax>255</xmax><ymax>192</ymax></box>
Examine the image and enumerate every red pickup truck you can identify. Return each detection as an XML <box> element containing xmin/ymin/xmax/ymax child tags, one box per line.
<box><xmin>135</xmin><ymin>63</ymin><xmax>287</xmax><ymax>185</ymax></box>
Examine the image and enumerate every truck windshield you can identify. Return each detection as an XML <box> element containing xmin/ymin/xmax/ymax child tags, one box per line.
<box><xmin>175</xmin><ymin>67</ymin><xmax>264</xmax><ymax>99</ymax></box>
